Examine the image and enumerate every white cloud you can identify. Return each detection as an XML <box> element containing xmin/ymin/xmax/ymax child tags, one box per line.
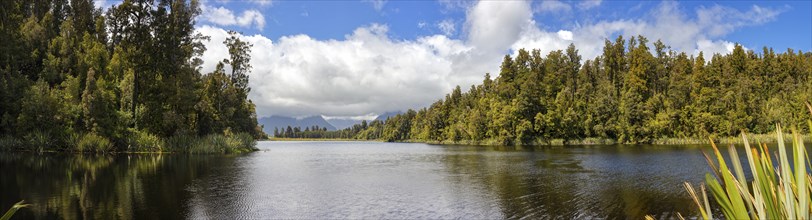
<box><xmin>438</xmin><ymin>0</ymin><xmax>476</xmax><ymax>11</ymax></box>
<box><xmin>437</xmin><ymin>19</ymin><xmax>456</xmax><ymax>36</ymax></box>
<box><xmin>465</xmin><ymin>0</ymin><xmax>532</xmax><ymax>54</ymax></box>
<box><xmin>535</xmin><ymin>0</ymin><xmax>572</xmax><ymax>14</ymax></box>
<box><xmin>195</xmin><ymin>0</ymin><xmax>785</xmax><ymax>118</ymax></box>
<box><xmin>557</xmin><ymin>30</ymin><xmax>573</xmax><ymax>41</ymax></box>
<box><xmin>94</xmin><ymin>0</ymin><xmax>119</xmax><ymax>10</ymax></box>
<box><xmin>578</xmin><ymin>0</ymin><xmax>602</xmax><ymax>10</ymax></box>
<box><xmin>511</xmin><ymin>22</ymin><xmax>573</xmax><ymax>57</ymax></box>
<box><xmin>200</xmin><ymin>5</ymin><xmax>266</xmax><ymax>30</ymax></box>
<box><xmin>696</xmin><ymin>39</ymin><xmax>736</xmax><ymax>58</ymax></box>
<box><xmin>418</xmin><ymin>21</ymin><xmax>427</xmax><ymax>29</ymax></box>
<box><xmin>322</xmin><ymin>114</ymin><xmax>378</xmax><ymax>121</ymax></box>
<box><xmin>365</xmin><ymin>0</ymin><xmax>387</xmax><ymax>11</ymax></box>
<box><xmin>249</xmin><ymin>0</ymin><xmax>272</xmax><ymax>6</ymax></box>
<box><xmin>514</xmin><ymin>1</ymin><xmax>784</xmax><ymax>60</ymax></box>
<box><xmin>197</xmin><ymin>24</ymin><xmax>474</xmax><ymax>117</ymax></box>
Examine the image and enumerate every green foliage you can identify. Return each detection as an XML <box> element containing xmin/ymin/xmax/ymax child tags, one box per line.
<box><xmin>290</xmin><ymin>36</ymin><xmax>812</xmax><ymax>145</ymax></box>
<box><xmin>684</xmin><ymin>124</ymin><xmax>812</xmax><ymax>219</ymax></box>
<box><xmin>1</xmin><ymin>200</ymin><xmax>30</xmax><ymax>220</ymax></box>
<box><xmin>0</xmin><ymin>136</ymin><xmax>23</xmax><ymax>151</ymax></box>
<box><xmin>0</xmin><ymin>0</ymin><xmax>262</xmax><ymax>152</ymax></box>
<box><xmin>184</xmin><ymin>132</ymin><xmax>257</xmax><ymax>154</ymax></box>
<box><xmin>77</xmin><ymin>132</ymin><xmax>113</xmax><ymax>153</ymax></box>
<box><xmin>131</xmin><ymin>130</ymin><xmax>164</xmax><ymax>152</ymax></box>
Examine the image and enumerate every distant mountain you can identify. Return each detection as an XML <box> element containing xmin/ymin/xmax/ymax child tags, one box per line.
<box><xmin>325</xmin><ymin>118</ymin><xmax>363</xmax><ymax>130</ymax></box>
<box><xmin>374</xmin><ymin>111</ymin><xmax>403</xmax><ymax>121</ymax></box>
<box><xmin>259</xmin><ymin>115</ymin><xmax>337</xmax><ymax>136</ymax></box>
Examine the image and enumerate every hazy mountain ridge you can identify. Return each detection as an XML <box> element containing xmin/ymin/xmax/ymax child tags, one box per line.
<box><xmin>259</xmin><ymin>116</ymin><xmax>337</xmax><ymax>135</ymax></box>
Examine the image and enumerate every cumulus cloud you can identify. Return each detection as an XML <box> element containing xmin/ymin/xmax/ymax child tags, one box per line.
<box><xmin>196</xmin><ymin>0</ymin><xmax>785</xmax><ymax>118</ymax></box>
<box><xmin>513</xmin><ymin>1</ymin><xmax>785</xmax><ymax>60</ymax></box>
<box><xmin>197</xmin><ymin>24</ymin><xmax>473</xmax><ymax>117</ymax></box>
<box><xmin>199</xmin><ymin>5</ymin><xmax>266</xmax><ymax>30</ymax></box>
<box><xmin>465</xmin><ymin>1</ymin><xmax>532</xmax><ymax>55</ymax></box>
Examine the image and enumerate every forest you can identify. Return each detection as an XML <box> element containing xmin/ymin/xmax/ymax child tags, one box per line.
<box><xmin>0</xmin><ymin>0</ymin><xmax>263</xmax><ymax>152</ymax></box>
<box><xmin>286</xmin><ymin>36</ymin><xmax>812</xmax><ymax>145</ymax></box>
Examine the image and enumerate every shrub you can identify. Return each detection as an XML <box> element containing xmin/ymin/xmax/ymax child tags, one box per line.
<box><xmin>23</xmin><ymin>131</ymin><xmax>51</xmax><ymax>152</ymax></box>
<box><xmin>165</xmin><ymin>133</ymin><xmax>198</xmax><ymax>152</ymax></box>
<box><xmin>185</xmin><ymin>132</ymin><xmax>257</xmax><ymax>154</ymax></box>
<box><xmin>0</xmin><ymin>136</ymin><xmax>22</xmax><ymax>151</ymax></box>
<box><xmin>132</xmin><ymin>130</ymin><xmax>163</xmax><ymax>152</ymax></box>
<box><xmin>77</xmin><ymin>133</ymin><xmax>113</xmax><ymax>153</ymax></box>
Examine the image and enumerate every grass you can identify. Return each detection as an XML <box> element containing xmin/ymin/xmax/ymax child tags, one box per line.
<box><xmin>131</xmin><ymin>130</ymin><xmax>164</xmax><ymax>152</ymax></box>
<box><xmin>653</xmin><ymin>133</ymin><xmax>812</xmax><ymax>145</ymax></box>
<box><xmin>165</xmin><ymin>132</ymin><xmax>257</xmax><ymax>154</ymax></box>
<box><xmin>678</xmin><ymin>103</ymin><xmax>812</xmax><ymax>219</ymax></box>
<box><xmin>0</xmin><ymin>131</ymin><xmax>257</xmax><ymax>154</ymax></box>
<box><xmin>1</xmin><ymin>200</ymin><xmax>30</xmax><ymax>220</ymax></box>
<box><xmin>76</xmin><ymin>133</ymin><xmax>113</xmax><ymax>153</ymax></box>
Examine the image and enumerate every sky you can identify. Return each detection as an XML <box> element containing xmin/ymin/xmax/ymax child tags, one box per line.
<box><xmin>96</xmin><ymin>0</ymin><xmax>812</xmax><ymax>120</ymax></box>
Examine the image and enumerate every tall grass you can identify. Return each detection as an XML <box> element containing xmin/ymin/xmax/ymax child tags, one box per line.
<box><xmin>76</xmin><ymin>133</ymin><xmax>113</xmax><ymax>153</ymax></box>
<box><xmin>131</xmin><ymin>130</ymin><xmax>164</xmax><ymax>152</ymax></box>
<box><xmin>165</xmin><ymin>132</ymin><xmax>257</xmax><ymax>154</ymax></box>
<box><xmin>682</xmin><ymin>103</ymin><xmax>812</xmax><ymax>219</ymax></box>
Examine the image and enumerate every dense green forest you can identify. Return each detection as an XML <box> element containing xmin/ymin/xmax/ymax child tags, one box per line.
<box><xmin>0</xmin><ymin>0</ymin><xmax>263</xmax><ymax>152</ymax></box>
<box><xmin>288</xmin><ymin>36</ymin><xmax>812</xmax><ymax>145</ymax></box>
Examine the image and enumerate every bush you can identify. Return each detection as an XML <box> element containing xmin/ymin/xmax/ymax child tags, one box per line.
<box><xmin>23</xmin><ymin>131</ymin><xmax>51</xmax><ymax>151</ymax></box>
<box><xmin>132</xmin><ymin>130</ymin><xmax>163</xmax><ymax>152</ymax></box>
<box><xmin>228</xmin><ymin>132</ymin><xmax>257</xmax><ymax>153</ymax></box>
<box><xmin>0</xmin><ymin>136</ymin><xmax>22</xmax><ymax>151</ymax></box>
<box><xmin>184</xmin><ymin>132</ymin><xmax>257</xmax><ymax>154</ymax></box>
<box><xmin>165</xmin><ymin>133</ymin><xmax>198</xmax><ymax>152</ymax></box>
<box><xmin>77</xmin><ymin>133</ymin><xmax>113</xmax><ymax>153</ymax></box>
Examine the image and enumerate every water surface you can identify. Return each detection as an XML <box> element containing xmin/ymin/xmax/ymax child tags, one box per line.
<box><xmin>2</xmin><ymin>141</ymin><xmax>720</xmax><ymax>219</ymax></box>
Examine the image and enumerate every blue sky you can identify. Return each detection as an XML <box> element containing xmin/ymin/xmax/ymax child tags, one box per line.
<box><xmin>162</xmin><ymin>0</ymin><xmax>812</xmax><ymax>118</ymax></box>
<box><xmin>204</xmin><ymin>0</ymin><xmax>811</xmax><ymax>52</ymax></box>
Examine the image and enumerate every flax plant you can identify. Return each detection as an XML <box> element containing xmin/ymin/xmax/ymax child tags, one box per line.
<box><xmin>683</xmin><ymin>103</ymin><xmax>812</xmax><ymax>219</ymax></box>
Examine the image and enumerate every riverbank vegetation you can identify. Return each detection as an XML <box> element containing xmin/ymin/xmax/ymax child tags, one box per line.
<box><xmin>282</xmin><ymin>36</ymin><xmax>811</xmax><ymax>145</ymax></box>
<box><xmin>0</xmin><ymin>0</ymin><xmax>263</xmax><ymax>153</ymax></box>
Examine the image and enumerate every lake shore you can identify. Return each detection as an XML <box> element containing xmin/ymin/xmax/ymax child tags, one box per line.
<box><xmin>271</xmin><ymin>133</ymin><xmax>812</xmax><ymax>146</ymax></box>
<box><xmin>268</xmin><ymin>137</ymin><xmax>362</xmax><ymax>142</ymax></box>
<box><xmin>405</xmin><ymin>133</ymin><xmax>812</xmax><ymax>146</ymax></box>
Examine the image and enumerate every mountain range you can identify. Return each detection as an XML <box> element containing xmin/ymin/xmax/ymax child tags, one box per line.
<box><xmin>259</xmin><ymin>116</ymin><xmax>337</xmax><ymax>135</ymax></box>
<box><xmin>259</xmin><ymin>111</ymin><xmax>404</xmax><ymax>136</ymax></box>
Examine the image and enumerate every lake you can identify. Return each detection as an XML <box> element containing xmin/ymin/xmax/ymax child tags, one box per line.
<box><xmin>2</xmin><ymin>141</ymin><xmax>720</xmax><ymax>219</ymax></box>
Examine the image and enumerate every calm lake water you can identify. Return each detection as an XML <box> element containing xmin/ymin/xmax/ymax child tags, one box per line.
<box><xmin>2</xmin><ymin>141</ymin><xmax>724</xmax><ymax>219</ymax></box>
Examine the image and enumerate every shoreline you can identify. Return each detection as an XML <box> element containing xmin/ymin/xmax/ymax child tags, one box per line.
<box><xmin>267</xmin><ymin>137</ymin><xmax>373</xmax><ymax>142</ymax></box>
<box><xmin>271</xmin><ymin>133</ymin><xmax>812</xmax><ymax>146</ymax></box>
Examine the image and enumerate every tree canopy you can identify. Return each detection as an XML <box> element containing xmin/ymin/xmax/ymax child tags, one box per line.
<box><xmin>297</xmin><ymin>36</ymin><xmax>811</xmax><ymax>145</ymax></box>
<box><xmin>0</xmin><ymin>0</ymin><xmax>263</xmax><ymax>151</ymax></box>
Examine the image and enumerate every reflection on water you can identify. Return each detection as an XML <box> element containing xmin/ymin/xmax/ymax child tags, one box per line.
<box><xmin>0</xmin><ymin>153</ymin><xmax>235</xmax><ymax>219</ymax></box>
<box><xmin>3</xmin><ymin>141</ymin><xmax>719</xmax><ymax>219</ymax></box>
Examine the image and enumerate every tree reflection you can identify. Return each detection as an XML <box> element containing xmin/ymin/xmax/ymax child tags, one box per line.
<box><xmin>1</xmin><ymin>153</ymin><xmax>233</xmax><ymax>219</ymax></box>
<box><xmin>438</xmin><ymin>145</ymin><xmax>699</xmax><ymax>219</ymax></box>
